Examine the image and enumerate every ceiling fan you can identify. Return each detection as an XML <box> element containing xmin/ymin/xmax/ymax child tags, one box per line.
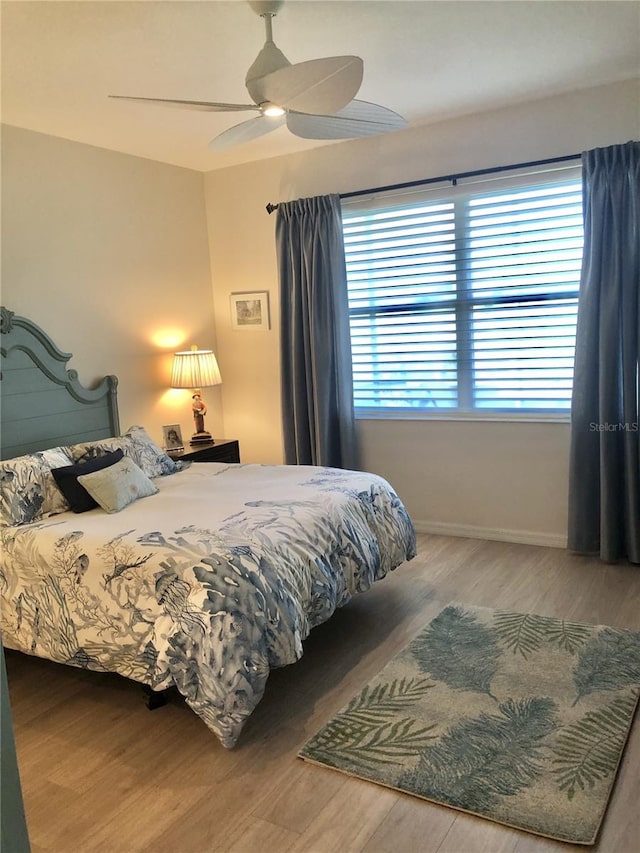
<box><xmin>109</xmin><ymin>0</ymin><xmax>407</xmax><ymax>152</ymax></box>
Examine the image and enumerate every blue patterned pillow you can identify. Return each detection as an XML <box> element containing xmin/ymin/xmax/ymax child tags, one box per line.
<box><xmin>77</xmin><ymin>456</ymin><xmax>158</xmax><ymax>513</ymax></box>
<box><xmin>0</xmin><ymin>447</ymin><xmax>73</xmax><ymax>526</ymax></box>
<box><xmin>68</xmin><ymin>425</ymin><xmax>177</xmax><ymax>478</ymax></box>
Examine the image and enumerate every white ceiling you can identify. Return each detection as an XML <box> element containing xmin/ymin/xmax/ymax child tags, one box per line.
<box><xmin>2</xmin><ymin>1</ymin><xmax>639</xmax><ymax>172</ymax></box>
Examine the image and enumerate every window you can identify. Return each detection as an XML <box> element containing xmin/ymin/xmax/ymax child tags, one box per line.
<box><xmin>343</xmin><ymin>170</ymin><xmax>583</xmax><ymax>416</ymax></box>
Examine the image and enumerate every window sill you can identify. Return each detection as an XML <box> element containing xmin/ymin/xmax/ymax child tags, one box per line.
<box><xmin>355</xmin><ymin>410</ymin><xmax>571</xmax><ymax>425</ymax></box>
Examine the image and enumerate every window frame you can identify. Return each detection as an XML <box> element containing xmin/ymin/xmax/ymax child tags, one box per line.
<box><xmin>342</xmin><ymin>166</ymin><xmax>583</xmax><ymax>423</ymax></box>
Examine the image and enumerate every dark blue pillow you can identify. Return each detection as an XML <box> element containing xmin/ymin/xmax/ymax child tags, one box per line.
<box><xmin>52</xmin><ymin>449</ymin><xmax>124</xmax><ymax>513</ymax></box>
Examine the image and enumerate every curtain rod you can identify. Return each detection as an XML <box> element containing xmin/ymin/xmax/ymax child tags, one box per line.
<box><xmin>265</xmin><ymin>152</ymin><xmax>581</xmax><ymax>214</ymax></box>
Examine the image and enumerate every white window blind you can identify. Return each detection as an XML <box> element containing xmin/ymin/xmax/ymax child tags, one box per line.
<box><xmin>343</xmin><ymin>170</ymin><xmax>583</xmax><ymax>414</ymax></box>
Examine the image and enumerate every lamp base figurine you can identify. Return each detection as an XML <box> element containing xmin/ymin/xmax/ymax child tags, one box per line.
<box><xmin>190</xmin><ymin>390</ymin><xmax>214</xmax><ymax>445</ymax></box>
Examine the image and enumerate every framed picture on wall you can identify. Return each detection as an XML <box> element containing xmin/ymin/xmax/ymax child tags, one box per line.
<box><xmin>162</xmin><ymin>424</ymin><xmax>184</xmax><ymax>451</ymax></box>
<box><xmin>230</xmin><ymin>291</ymin><xmax>270</xmax><ymax>331</ymax></box>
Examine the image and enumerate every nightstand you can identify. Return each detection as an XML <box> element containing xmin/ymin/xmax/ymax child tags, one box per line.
<box><xmin>167</xmin><ymin>439</ymin><xmax>240</xmax><ymax>464</ymax></box>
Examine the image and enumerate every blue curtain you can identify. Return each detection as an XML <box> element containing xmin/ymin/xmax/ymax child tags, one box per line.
<box><xmin>568</xmin><ymin>141</ymin><xmax>640</xmax><ymax>563</ymax></box>
<box><xmin>276</xmin><ymin>194</ymin><xmax>357</xmax><ymax>468</ymax></box>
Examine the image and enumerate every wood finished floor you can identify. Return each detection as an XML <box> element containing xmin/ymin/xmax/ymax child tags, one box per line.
<box><xmin>6</xmin><ymin>533</ymin><xmax>640</xmax><ymax>853</ymax></box>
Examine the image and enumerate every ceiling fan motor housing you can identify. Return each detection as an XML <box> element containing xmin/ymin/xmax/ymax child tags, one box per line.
<box><xmin>245</xmin><ymin>41</ymin><xmax>291</xmax><ymax>105</ymax></box>
<box><xmin>245</xmin><ymin>1</ymin><xmax>290</xmax><ymax>106</ymax></box>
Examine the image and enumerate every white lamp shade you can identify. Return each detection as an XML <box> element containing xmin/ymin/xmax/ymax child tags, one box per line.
<box><xmin>170</xmin><ymin>349</ymin><xmax>222</xmax><ymax>389</ymax></box>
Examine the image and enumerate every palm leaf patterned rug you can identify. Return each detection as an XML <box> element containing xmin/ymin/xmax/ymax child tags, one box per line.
<box><xmin>299</xmin><ymin>604</ymin><xmax>640</xmax><ymax>845</ymax></box>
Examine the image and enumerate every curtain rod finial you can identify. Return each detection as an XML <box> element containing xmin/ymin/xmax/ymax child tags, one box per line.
<box><xmin>266</xmin><ymin>202</ymin><xmax>279</xmax><ymax>215</ymax></box>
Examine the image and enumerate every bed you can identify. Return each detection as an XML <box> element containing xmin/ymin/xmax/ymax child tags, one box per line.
<box><xmin>0</xmin><ymin>307</ymin><xmax>416</xmax><ymax>748</ymax></box>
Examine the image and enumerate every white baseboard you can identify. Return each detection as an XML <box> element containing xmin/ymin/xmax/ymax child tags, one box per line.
<box><xmin>412</xmin><ymin>519</ymin><xmax>567</xmax><ymax>549</ymax></box>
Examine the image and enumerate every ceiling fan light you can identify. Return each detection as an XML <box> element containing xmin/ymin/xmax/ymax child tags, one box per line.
<box><xmin>262</xmin><ymin>102</ymin><xmax>286</xmax><ymax>117</ymax></box>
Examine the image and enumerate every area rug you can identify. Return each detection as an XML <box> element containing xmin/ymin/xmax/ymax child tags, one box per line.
<box><xmin>299</xmin><ymin>604</ymin><xmax>640</xmax><ymax>845</ymax></box>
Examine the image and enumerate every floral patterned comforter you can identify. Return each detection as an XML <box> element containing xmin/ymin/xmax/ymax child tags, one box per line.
<box><xmin>0</xmin><ymin>463</ymin><xmax>416</xmax><ymax>747</ymax></box>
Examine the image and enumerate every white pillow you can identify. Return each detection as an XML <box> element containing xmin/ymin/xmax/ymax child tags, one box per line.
<box><xmin>77</xmin><ymin>456</ymin><xmax>158</xmax><ymax>513</ymax></box>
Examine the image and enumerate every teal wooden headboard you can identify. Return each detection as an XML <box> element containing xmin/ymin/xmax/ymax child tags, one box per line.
<box><xmin>0</xmin><ymin>307</ymin><xmax>119</xmax><ymax>460</ymax></box>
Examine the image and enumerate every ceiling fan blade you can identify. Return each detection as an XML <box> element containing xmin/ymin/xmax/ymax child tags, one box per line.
<box><xmin>109</xmin><ymin>95</ymin><xmax>259</xmax><ymax>113</ymax></box>
<box><xmin>258</xmin><ymin>56</ymin><xmax>363</xmax><ymax>115</ymax></box>
<box><xmin>287</xmin><ymin>99</ymin><xmax>407</xmax><ymax>140</ymax></box>
<box><xmin>208</xmin><ymin>115</ymin><xmax>286</xmax><ymax>152</ymax></box>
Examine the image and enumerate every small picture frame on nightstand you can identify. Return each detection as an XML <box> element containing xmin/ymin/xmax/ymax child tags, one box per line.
<box><xmin>163</xmin><ymin>424</ymin><xmax>184</xmax><ymax>451</ymax></box>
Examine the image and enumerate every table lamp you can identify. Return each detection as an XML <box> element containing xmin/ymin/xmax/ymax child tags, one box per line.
<box><xmin>170</xmin><ymin>346</ymin><xmax>222</xmax><ymax>445</ymax></box>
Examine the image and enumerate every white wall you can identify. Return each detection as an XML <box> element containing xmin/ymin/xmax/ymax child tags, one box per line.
<box><xmin>2</xmin><ymin>81</ymin><xmax>637</xmax><ymax>545</ymax></box>
<box><xmin>205</xmin><ymin>79</ymin><xmax>640</xmax><ymax>546</ymax></box>
<box><xmin>1</xmin><ymin>125</ymin><xmax>221</xmax><ymax>445</ymax></box>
